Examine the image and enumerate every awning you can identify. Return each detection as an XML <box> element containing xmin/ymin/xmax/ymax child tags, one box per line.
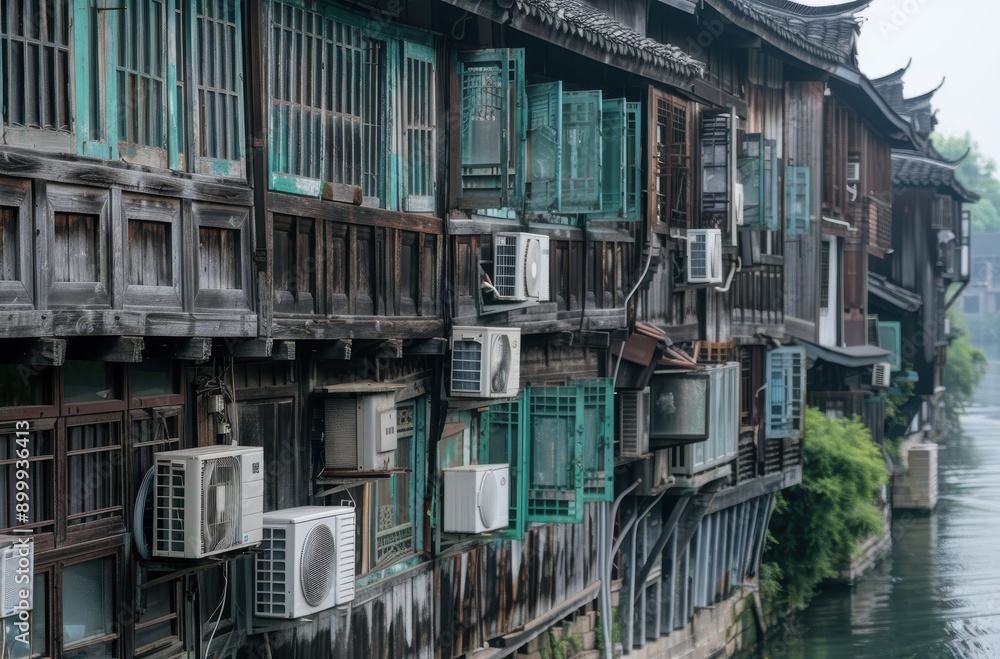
<box><xmin>795</xmin><ymin>339</ymin><xmax>892</xmax><ymax>368</ymax></box>
<box><xmin>868</xmin><ymin>273</ymin><xmax>923</xmax><ymax>312</ymax></box>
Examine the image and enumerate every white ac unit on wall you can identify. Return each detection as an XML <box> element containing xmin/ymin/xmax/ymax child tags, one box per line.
<box><xmin>450</xmin><ymin>327</ymin><xmax>521</xmax><ymax>398</ymax></box>
<box><xmin>493</xmin><ymin>232</ymin><xmax>550</xmax><ymax>302</ymax></box>
<box><xmin>872</xmin><ymin>362</ymin><xmax>892</xmax><ymax>388</ymax></box>
<box><xmin>686</xmin><ymin>228</ymin><xmax>724</xmax><ymax>284</ymax></box>
<box><xmin>0</xmin><ymin>535</ymin><xmax>33</xmax><ymax>617</ymax></box>
<box><xmin>618</xmin><ymin>388</ymin><xmax>650</xmax><ymax>458</ymax></box>
<box><xmin>443</xmin><ymin>464</ymin><xmax>510</xmax><ymax>533</ymax></box>
<box><xmin>322</xmin><ymin>389</ymin><xmax>398</xmax><ymax>473</ymax></box>
<box><xmin>255</xmin><ymin>506</ymin><xmax>356</xmax><ymax>619</ymax></box>
<box><xmin>153</xmin><ymin>445</ymin><xmax>264</xmax><ymax>559</ymax></box>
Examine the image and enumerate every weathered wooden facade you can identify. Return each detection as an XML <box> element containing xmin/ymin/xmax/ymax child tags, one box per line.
<box><xmin>0</xmin><ymin>0</ymin><xmax>967</xmax><ymax>658</ymax></box>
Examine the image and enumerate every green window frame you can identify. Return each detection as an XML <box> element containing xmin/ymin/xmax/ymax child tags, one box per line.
<box><xmin>785</xmin><ymin>165</ymin><xmax>811</xmax><ymax>235</ymax></box>
<box><xmin>598</xmin><ymin>99</ymin><xmax>641</xmax><ymax>221</ymax></box>
<box><xmin>479</xmin><ymin>391</ymin><xmax>529</xmax><ymax>539</ymax></box>
<box><xmin>765</xmin><ymin>347</ymin><xmax>806</xmax><ymax>439</ymax></box>
<box><xmin>739</xmin><ymin>133</ymin><xmax>778</xmax><ymax>230</ymax></box>
<box><xmin>456</xmin><ymin>48</ymin><xmax>526</xmax><ymax>211</ymax></box>
<box><xmin>560</xmin><ymin>90</ymin><xmax>602</xmax><ymax>214</ymax></box>
<box><xmin>579</xmin><ymin>379</ymin><xmax>614</xmax><ymax>502</ymax></box>
<box><xmin>268</xmin><ymin>1</ymin><xmax>435</xmax><ymax>210</ymax></box>
<box><xmin>701</xmin><ymin>112</ymin><xmax>731</xmax><ymax>218</ymax></box>
<box><xmin>526</xmin><ymin>81</ymin><xmax>562</xmax><ymax>212</ymax></box>
<box><xmin>878</xmin><ymin>320</ymin><xmax>902</xmax><ymax>371</ymax></box>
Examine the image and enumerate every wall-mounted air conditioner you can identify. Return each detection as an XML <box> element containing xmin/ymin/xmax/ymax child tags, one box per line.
<box><xmin>320</xmin><ymin>388</ymin><xmax>398</xmax><ymax>473</ymax></box>
<box><xmin>618</xmin><ymin>388</ymin><xmax>650</xmax><ymax>458</ymax></box>
<box><xmin>443</xmin><ymin>464</ymin><xmax>510</xmax><ymax>533</ymax></box>
<box><xmin>872</xmin><ymin>362</ymin><xmax>892</xmax><ymax>388</ymax></box>
<box><xmin>0</xmin><ymin>535</ymin><xmax>33</xmax><ymax>617</ymax></box>
<box><xmin>686</xmin><ymin>229</ymin><xmax>723</xmax><ymax>284</ymax></box>
<box><xmin>493</xmin><ymin>232</ymin><xmax>550</xmax><ymax>302</ymax></box>
<box><xmin>450</xmin><ymin>326</ymin><xmax>521</xmax><ymax>398</ymax></box>
<box><xmin>255</xmin><ymin>506</ymin><xmax>356</xmax><ymax>619</ymax></box>
<box><xmin>153</xmin><ymin>446</ymin><xmax>264</xmax><ymax>559</ymax></box>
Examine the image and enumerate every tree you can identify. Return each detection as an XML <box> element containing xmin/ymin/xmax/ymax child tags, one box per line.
<box><xmin>932</xmin><ymin>133</ymin><xmax>1000</xmax><ymax>233</ymax></box>
<box><xmin>943</xmin><ymin>307</ymin><xmax>988</xmax><ymax>418</ymax></box>
<box><xmin>762</xmin><ymin>408</ymin><xmax>888</xmax><ymax>609</ymax></box>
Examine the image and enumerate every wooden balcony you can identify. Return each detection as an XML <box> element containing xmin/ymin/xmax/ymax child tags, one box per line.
<box><xmin>730</xmin><ymin>263</ymin><xmax>784</xmax><ymax>335</ymax></box>
<box><xmin>810</xmin><ymin>390</ymin><xmax>885</xmax><ymax>444</ymax></box>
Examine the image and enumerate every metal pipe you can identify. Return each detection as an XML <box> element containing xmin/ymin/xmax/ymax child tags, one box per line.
<box><xmin>713</xmin><ymin>256</ymin><xmax>742</xmax><ymax>293</ymax></box>
<box><xmin>601</xmin><ymin>480</ymin><xmax>641</xmax><ymax>659</ymax></box>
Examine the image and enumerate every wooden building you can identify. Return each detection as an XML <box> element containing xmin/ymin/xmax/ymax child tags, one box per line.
<box><xmin>0</xmin><ymin>0</ymin><xmax>964</xmax><ymax>658</ymax></box>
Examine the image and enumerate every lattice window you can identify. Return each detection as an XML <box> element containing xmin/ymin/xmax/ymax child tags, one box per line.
<box><xmin>373</xmin><ymin>402</ymin><xmax>414</xmax><ymax>569</ymax></box>
<box><xmin>651</xmin><ymin>91</ymin><xmax>690</xmax><ymax>231</ymax></box>
<box><xmin>765</xmin><ymin>348</ymin><xmax>806</xmax><ymax>439</ymax></box>
<box><xmin>701</xmin><ymin>113</ymin><xmax>731</xmax><ymax>220</ymax></box>
<box><xmin>117</xmin><ymin>0</ymin><xmax>167</xmax><ymax>152</ymax></box>
<box><xmin>785</xmin><ymin>166</ymin><xmax>811</xmax><ymax>235</ymax></box>
<box><xmin>560</xmin><ymin>91</ymin><xmax>602</xmax><ymax>213</ymax></box>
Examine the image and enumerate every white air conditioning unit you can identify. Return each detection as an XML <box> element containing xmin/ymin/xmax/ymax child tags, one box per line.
<box><xmin>618</xmin><ymin>388</ymin><xmax>650</xmax><ymax>458</ymax></box>
<box><xmin>255</xmin><ymin>506</ymin><xmax>356</xmax><ymax>619</ymax></box>
<box><xmin>153</xmin><ymin>446</ymin><xmax>264</xmax><ymax>559</ymax></box>
<box><xmin>686</xmin><ymin>229</ymin><xmax>723</xmax><ymax>284</ymax></box>
<box><xmin>493</xmin><ymin>232</ymin><xmax>550</xmax><ymax>302</ymax></box>
<box><xmin>872</xmin><ymin>362</ymin><xmax>892</xmax><ymax>388</ymax></box>
<box><xmin>0</xmin><ymin>535</ymin><xmax>33</xmax><ymax>617</ymax></box>
<box><xmin>322</xmin><ymin>390</ymin><xmax>398</xmax><ymax>472</ymax></box>
<box><xmin>846</xmin><ymin>161</ymin><xmax>861</xmax><ymax>182</ymax></box>
<box><xmin>450</xmin><ymin>326</ymin><xmax>521</xmax><ymax>398</ymax></box>
<box><xmin>443</xmin><ymin>464</ymin><xmax>510</xmax><ymax>533</ymax></box>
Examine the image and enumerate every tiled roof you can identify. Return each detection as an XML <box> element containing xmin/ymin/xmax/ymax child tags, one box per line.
<box><xmin>872</xmin><ymin>69</ymin><xmax>941</xmax><ymax>138</ymax></box>
<box><xmin>892</xmin><ymin>151</ymin><xmax>979</xmax><ymax>203</ymax></box>
<box><xmin>713</xmin><ymin>0</ymin><xmax>871</xmax><ymax>65</ymax></box>
<box><xmin>514</xmin><ymin>0</ymin><xmax>706</xmax><ymax>78</ymax></box>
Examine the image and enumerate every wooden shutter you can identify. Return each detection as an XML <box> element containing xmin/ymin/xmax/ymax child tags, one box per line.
<box><xmin>739</xmin><ymin>133</ymin><xmax>764</xmax><ymax>226</ymax></box>
<box><xmin>625</xmin><ymin>102</ymin><xmax>642</xmax><ymax>221</ymax></box>
<box><xmin>580</xmin><ymin>379</ymin><xmax>614</xmax><ymax>503</ymax></box>
<box><xmin>765</xmin><ymin>347</ymin><xmax>805</xmax><ymax>439</ymax></box>
<box><xmin>763</xmin><ymin>139</ymin><xmax>779</xmax><ymax>230</ymax></box>
<box><xmin>600</xmin><ymin>98</ymin><xmax>627</xmax><ymax>218</ymax></box>
<box><xmin>785</xmin><ymin>165</ymin><xmax>810</xmax><ymax>235</ymax></box>
<box><xmin>526</xmin><ymin>385</ymin><xmax>585</xmax><ymax>523</ymax></box>
<box><xmin>878</xmin><ymin>321</ymin><xmax>902</xmax><ymax>371</ymax></box>
<box><xmin>480</xmin><ymin>392</ymin><xmax>528</xmax><ymax>539</ymax></box>
<box><xmin>701</xmin><ymin>112</ymin><xmax>731</xmax><ymax>218</ymax></box>
<box><xmin>648</xmin><ymin>89</ymin><xmax>691</xmax><ymax>232</ymax></box>
<box><xmin>560</xmin><ymin>90</ymin><xmax>602</xmax><ymax>214</ymax></box>
<box><xmin>526</xmin><ymin>81</ymin><xmax>562</xmax><ymax>212</ymax></box>
<box><xmin>402</xmin><ymin>42</ymin><xmax>437</xmax><ymax>212</ymax></box>
<box><xmin>456</xmin><ymin>48</ymin><xmax>525</xmax><ymax>210</ymax></box>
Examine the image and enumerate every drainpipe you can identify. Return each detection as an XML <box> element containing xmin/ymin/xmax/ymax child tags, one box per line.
<box><xmin>713</xmin><ymin>256</ymin><xmax>742</xmax><ymax>293</ymax></box>
<box><xmin>600</xmin><ymin>481</ymin><xmax>640</xmax><ymax>659</ymax></box>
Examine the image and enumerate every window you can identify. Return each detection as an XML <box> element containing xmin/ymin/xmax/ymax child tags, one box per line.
<box><xmin>457</xmin><ymin>48</ymin><xmax>525</xmax><ymax>211</ymax></box>
<box><xmin>701</xmin><ymin>113</ymin><xmax>732</xmax><ymax>221</ymax></box>
<box><xmin>785</xmin><ymin>166</ymin><xmax>810</xmax><ymax>235</ymax></box>
<box><xmin>31</xmin><ymin>572</ymin><xmax>48</xmax><ymax>658</ymax></box>
<box><xmin>668</xmin><ymin>363</ymin><xmax>740</xmax><ymax>475</ymax></box>
<box><xmin>480</xmin><ymin>397</ymin><xmax>527</xmax><ymax>538</ymax></box>
<box><xmin>738</xmin><ymin>133</ymin><xmax>778</xmax><ymax>229</ymax></box>
<box><xmin>134</xmin><ymin>579</ymin><xmax>183</xmax><ymax>655</ymax></box>
<box><xmin>0</xmin><ymin>422</ymin><xmax>55</xmax><ymax>534</ymax></box>
<box><xmin>63</xmin><ymin>556</ymin><xmax>118</xmax><ymax>657</ymax></box>
<box><xmin>0</xmin><ymin>177</ymin><xmax>33</xmax><ymax>305</ymax></box>
<box><xmin>526</xmin><ymin>81</ymin><xmax>562</xmax><ymax>212</ymax></box>
<box><xmin>0</xmin><ymin>0</ymin><xmax>74</xmax><ymax>150</ymax></box>
<box><xmin>878</xmin><ymin>320</ymin><xmax>902</xmax><ymax>371</ymax></box>
<box><xmin>269</xmin><ymin>1</ymin><xmax>436</xmax><ymax>211</ymax></box>
<box><xmin>560</xmin><ymin>91</ymin><xmax>602</xmax><ymax>214</ymax></box>
<box><xmin>820</xmin><ymin>239</ymin><xmax>831</xmax><ymax>308</ymax></box>
<box><xmin>650</xmin><ymin>89</ymin><xmax>690</xmax><ymax>232</ymax></box>
<box><xmin>765</xmin><ymin>347</ymin><xmax>806</xmax><ymax>439</ymax></box>
<box><xmin>371</xmin><ymin>401</ymin><xmax>423</xmax><ymax>570</ymax></box>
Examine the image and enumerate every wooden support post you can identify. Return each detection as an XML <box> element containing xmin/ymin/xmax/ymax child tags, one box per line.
<box><xmin>227</xmin><ymin>338</ymin><xmax>273</xmax><ymax>358</ymax></box>
<box><xmin>66</xmin><ymin>337</ymin><xmax>144</xmax><ymax>363</ymax></box>
<box><xmin>1</xmin><ymin>338</ymin><xmax>66</xmax><ymax>366</ymax></box>
<box><xmin>169</xmin><ymin>338</ymin><xmax>213</xmax><ymax>362</ymax></box>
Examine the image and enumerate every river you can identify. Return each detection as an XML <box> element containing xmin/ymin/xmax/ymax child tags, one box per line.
<box><xmin>767</xmin><ymin>354</ymin><xmax>1000</xmax><ymax>659</ymax></box>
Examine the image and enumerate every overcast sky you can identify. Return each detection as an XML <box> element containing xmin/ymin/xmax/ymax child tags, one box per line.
<box><xmin>801</xmin><ymin>0</ymin><xmax>1000</xmax><ymax>169</ymax></box>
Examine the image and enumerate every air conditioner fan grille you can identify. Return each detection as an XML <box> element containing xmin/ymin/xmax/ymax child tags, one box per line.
<box><xmin>300</xmin><ymin>524</ymin><xmax>336</xmax><ymax>607</ymax></box>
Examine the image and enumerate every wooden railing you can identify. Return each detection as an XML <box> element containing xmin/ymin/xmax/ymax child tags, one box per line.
<box><xmin>731</xmin><ymin>264</ymin><xmax>784</xmax><ymax>327</ymax></box>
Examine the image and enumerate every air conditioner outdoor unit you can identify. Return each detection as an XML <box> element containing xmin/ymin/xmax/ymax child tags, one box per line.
<box><xmin>872</xmin><ymin>362</ymin><xmax>892</xmax><ymax>388</ymax></box>
<box><xmin>618</xmin><ymin>388</ymin><xmax>650</xmax><ymax>458</ymax></box>
<box><xmin>450</xmin><ymin>326</ymin><xmax>521</xmax><ymax>398</ymax></box>
<box><xmin>322</xmin><ymin>389</ymin><xmax>398</xmax><ymax>472</ymax></box>
<box><xmin>686</xmin><ymin>229</ymin><xmax>724</xmax><ymax>284</ymax></box>
<box><xmin>153</xmin><ymin>445</ymin><xmax>264</xmax><ymax>559</ymax></box>
<box><xmin>255</xmin><ymin>506</ymin><xmax>356</xmax><ymax>619</ymax></box>
<box><xmin>846</xmin><ymin>162</ymin><xmax>861</xmax><ymax>182</ymax></box>
<box><xmin>443</xmin><ymin>464</ymin><xmax>510</xmax><ymax>533</ymax></box>
<box><xmin>493</xmin><ymin>232</ymin><xmax>550</xmax><ymax>302</ymax></box>
<box><xmin>0</xmin><ymin>535</ymin><xmax>33</xmax><ymax>617</ymax></box>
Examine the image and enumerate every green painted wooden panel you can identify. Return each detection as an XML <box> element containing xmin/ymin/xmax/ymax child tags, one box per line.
<box><xmin>526</xmin><ymin>385</ymin><xmax>585</xmax><ymax>523</ymax></box>
<box><xmin>600</xmin><ymin>98</ymin><xmax>626</xmax><ymax>218</ymax></box>
<box><xmin>579</xmin><ymin>379</ymin><xmax>615</xmax><ymax>503</ymax></box>
<box><xmin>625</xmin><ymin>102</ymin><xmax>642</xmax><ymax>221</ymax></box>
<box><xmin>402</xmin><ymin>41</ymin><xmax>436</xmax><ymax>212</ymax></box>
<box><xmin>526</xmin><ymin>81</ymin><xmax>562</xmax><ymax>212</ymax></box>
<box><xmin>739</xmin><ymin>133</ymin><xmax>764</xmax><ymax>227</ymax></box>
<box><xmin>878</xmin><ymin>321</ymin><xmax>902</xmax><ymax>371</ymax></box>
<box><xmin>786</xmin><ymin>165</ymin><xmax>810</xmax><ymax>235</ymax></box>
<box><xmin>480</xmin><ymin>392</ymin><xmax>529</xmax><ymax>539</ymax></box>
<box><xmin>560</xmin><ymin>90</ymin><xmax>602</xmax><ymax>214</ymax></box>
<box><xmin>764</xmin><ymin>138</ymin><xmax>778</xmax><ymax>230</ymax></box>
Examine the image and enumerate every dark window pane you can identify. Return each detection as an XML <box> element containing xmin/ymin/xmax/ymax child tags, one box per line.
<box><xmin>63</xmin><ymin>557</ymin><xmax>115</xmax><ymax>648</ymax></box>
<box><xmin>129</xmin><ymin>359</ymin><xmax>177</xmax><ymax>398</ymax></box>
<box><xmin>31</xmin><ymin>573</ymin><xmax>47</xmax><ymax>658</ymax></box>
<box><xmin>0</xmin><ymin>364</ymin><xmax>50</xmax><ymax>407</ymax></box>
<box><xmin>64</xmin><ymin>362</ymin><xmax>117</xmax><ymax>404</ymax></box>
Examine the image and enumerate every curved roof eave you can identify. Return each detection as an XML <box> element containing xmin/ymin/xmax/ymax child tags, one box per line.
<box><xmin>751</xmin><ymin>0</ymin><xmax>874</xmax><ymax>18</ymax></box>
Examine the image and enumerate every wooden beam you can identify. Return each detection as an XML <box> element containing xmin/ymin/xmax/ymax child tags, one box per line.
<box><xmin>271</xmin><ymin>341</ymin><xmax>295</xmax><ymax>361</ymax></box>
<box><xmin>354</xmin><ymin>339</ymin><xmax>403</xmax><ymax>360</ymax></box>
<box><xmin>0</xmin><ymin>338</ymin><xmax>66</xmax><ymax>366</ymax></box>
<box><xmin>168</xmin><ymin>338</ymin><xmax>213</xmax><ymax>362</ymax></box>
<box><xmin>66</xmin><ymin>337</ymin><xmax>144</xmax><ymax>363</ymax></box>
<box><xmin>402</xmin><ymin>337</ymin><xmax>448</xmax><ymax>355</ymax></box>
<box><xmin>304</xmin><ymin>339</ymin><xmax>352</xmax><ymax>360</ymax></box>
<box><xmin>322</xmin><ymin>182</ymin><xmax>363</xmax><ymax>205</ymax></box>
<box><xmin>496</xmin><ymin>581</ymin><xmax>601</xmax><ymax>648</ymax></box>
<box><xmin>226</xmin><ymin>338</ymin><xmax>273</xmax><ymax>358</ymax></box>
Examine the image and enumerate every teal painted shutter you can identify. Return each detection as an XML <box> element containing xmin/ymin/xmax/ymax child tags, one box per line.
<box><xmin>878</xmin><ymin>321</ymin><xmax>902</xmax><ymax>371</ymax></box>
<box><xmin>480</xmin><ymin>392</ymin><xmax>528</xmax><ymax>539</ymax></box>
<box><xmin>600</xmin><ymin>98</ymin><xmax>626</xmax><ymax>218</ymax></box>
<box><xmin>402</xmin><ymin>42</ymin><xmax>437</xmax><ymax>212</ymax></box>
<box><xmin>193</xmin><ymin>0</ymin><xmax>245</xmax><ymax>176</ymax></box>
<box><xmin>785</xmin><ymin>165</ymin><xmax>810</xmax><ymax>235</ymax></box>
<box><xmin>625</xmin><ymin>102</ymin><xmax>642</xmax><ymax>221</ymax></box>
<box><xmin>580</xmin><ymin>379</ymin><xmax>614</xmax><ymax>503</ymax></box>
<box><xmin>764</xmin><ymin>139</ymin><xmax>779</xmax><ymax>230</ymax></box>
<box><xmin>739</xmin><ymin>133</ymin><xmax>764</xmax><ymax>226</ymax></box>
<box><xmin>560</xmin><ymin>90</ymin><xmax>602</xmax><ymax>214</ymax></box>
<box><xmin>526</xmin><ymin>81</ymin><xmax>562</xmax><ymax>212</ymax></box>
<box><xmin>526</xmin><ymin>385</ymin><xmax>585</xmax><ymax>523</ymax></box>
<box><xmin>456</xmin><ymin>48</ymin><xmax>525</xmax><ymax>210</ymax></box>
<box><xmin>765</xmin><ymin>347</ymin><xmax>806</xmax><ymax>439</ymax></box>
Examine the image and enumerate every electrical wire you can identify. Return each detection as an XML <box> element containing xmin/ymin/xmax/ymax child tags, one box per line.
<box><xmin>133</xmin><ymin>466</ymin><xmax>156</xmax><ymax>561</ymax></box>
<box><xmin>204</xmin><ymin>562</ymin><xmax>229</xmax><ymax>659</ymax></box>
<box><xmin>612</xmin><ymin>238</ymin><xmax>657</xmax><ymax>386</ymax></box>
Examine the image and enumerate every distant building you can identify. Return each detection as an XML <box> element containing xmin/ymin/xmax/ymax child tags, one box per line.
<box><xmin>961</xmin><ymin>233</ymin><xmax>1000</xmax><ymax>318</ymax></box>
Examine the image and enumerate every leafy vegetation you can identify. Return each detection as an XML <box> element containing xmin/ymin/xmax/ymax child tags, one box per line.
<box><xmin>933</xmin><ymin>134</ymin><xmax>1000</xmax><ymax>233</ymax></box>
<box><xmin>761</xmin><ymin>408</ymin><xmax>888</xmax><ymax>609</ymax></box>
<box><xmin>944</xmin><ymin>307</ymin><xmax>989</xmax><ymax>419</ymax></box>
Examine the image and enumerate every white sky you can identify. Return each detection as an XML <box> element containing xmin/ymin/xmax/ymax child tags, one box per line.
<box><xmin>800</xmin><ymin>0</ymin><xmax>1000</xmax><ymax>168</ymax></box>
